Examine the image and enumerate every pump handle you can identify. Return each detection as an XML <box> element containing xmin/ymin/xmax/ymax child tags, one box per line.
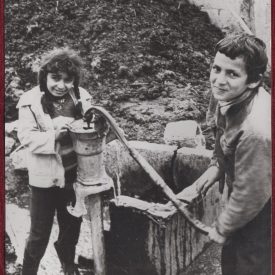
<box><xmin>84</xmin><ymin>106</ymin><xmax>211</xmax><ymax>235</ymax></box>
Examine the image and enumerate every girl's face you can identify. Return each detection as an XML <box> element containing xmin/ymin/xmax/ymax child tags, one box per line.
<box><xmin>210</xmin><ymin>52</ymin><xmax>255</xmax><ymax>102</ymax></box>
<box><xmin>46</xmin><ymin>72</ymin><xmax>74</xmax><ymax>97</ymax></box>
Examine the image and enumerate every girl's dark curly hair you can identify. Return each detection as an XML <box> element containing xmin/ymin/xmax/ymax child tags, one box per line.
<box><xmin>38</xmin><ymin>47</ymin><xmax>83</xmax><ymax>119</ymax></box>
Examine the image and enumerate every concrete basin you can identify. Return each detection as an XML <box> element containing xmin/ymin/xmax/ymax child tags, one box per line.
<box><xmin>102</xmin><ymin>141</ymin><xmax>223</xmax><ymax>275</ymax></box>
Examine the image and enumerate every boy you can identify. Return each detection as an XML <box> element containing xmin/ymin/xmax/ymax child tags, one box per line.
<box><xmin>196</xmin><ymin>34</ymin><xmax>271</xmax><ymax>275</ymax></box>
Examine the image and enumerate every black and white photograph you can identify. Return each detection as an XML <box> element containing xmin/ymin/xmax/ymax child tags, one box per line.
<box><xmin>4</xmin><ymin>0</ymin><xmax>272</xmax><ymax>274</ymax></box>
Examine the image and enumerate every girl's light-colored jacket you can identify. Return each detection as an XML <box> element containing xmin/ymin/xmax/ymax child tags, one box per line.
<box><xmin>16</xmin><ymin>86</ymin><xmax>92</xmax><ymax>188</ymax></box>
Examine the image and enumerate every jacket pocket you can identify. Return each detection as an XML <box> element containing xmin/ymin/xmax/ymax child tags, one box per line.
<box><xmin>27</xmin><ymin>152</ymin><xmax>54</xmax><ymax>176</ymax></box>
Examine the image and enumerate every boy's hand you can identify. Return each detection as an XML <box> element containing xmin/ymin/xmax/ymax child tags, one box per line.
<box><xmin>195</xmin><ymin>166</ymin><xmax>221</xmax><ymax>196</ymax></box>
<box><xmin>208</xmin><ymin>227</ymin><xmax>227</xmax><ymax>244</ymax></box>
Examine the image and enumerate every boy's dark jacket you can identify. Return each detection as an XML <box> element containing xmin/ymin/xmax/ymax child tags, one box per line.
<box><xmin>209</xmin><ymin>87</ymin><xmax>271</xmax><ymax>236</ymax></box>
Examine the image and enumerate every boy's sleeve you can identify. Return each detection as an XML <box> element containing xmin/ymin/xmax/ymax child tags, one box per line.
<box><xmin>216</xmin><ymin>132</ymin><xmax>271</xmax><ymax>236</ymax></box>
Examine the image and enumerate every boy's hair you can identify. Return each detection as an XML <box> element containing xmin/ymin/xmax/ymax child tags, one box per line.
<box><xmin>215</xmin><ymin>34</ymin><xmax>268</xmax><ymax>83</ymax></box>
<box><xmin>38</xmin><ymin>47</ymin><xmax>83</xmax><ymax>118</ymax></box>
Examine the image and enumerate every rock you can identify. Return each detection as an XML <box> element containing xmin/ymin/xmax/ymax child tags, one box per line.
<box><xmin>5</xmin><ymin>264</ymin><xmax>18</xmax><ymax>274</ymax></box>
<box><xmin>5</xmin><ymin>157</ymin><xmax>28</xmax><ymax>191</ymax></box>
<box><xmin>8</xmin><ymin>77</ymin><xmax>21</xmax><ymax>89</ymax></box>
<box><xmin>91</xmin><ymin>56</ymin><xmax>101</xmax><ymax>71</ymax></box>
<box><xmin>192</xmin><ymin>50</ymin><xmax>204</xmax><ymax>59</ymax></box>
<box><xmin>165</xmin><ymin>104</ymin><xmax>173</xmax><ymax>111</ymax></box>
<box><xmin>164</xmin><ymin>120</ymin><xmax>206</xmax><ymax>149</ymax></box>
<box><xmin>118</xmin><ymin>65</ymin><xmax>130</xmax><ymax>78</ymax></box>
<box><xmin>12</xmin><ymin>89</ymin><xmax>24</xmax><ymax>99</ymax></box>
<box><xmin>10</xmin><ymin>147</ymin><xmax>28</xmax><ymax>171</ymax></box>
<box><xmin>5</xmin><ymin>121</ymin><xmax>18</xmax><ymax>136</ymax></box>
<box><xmin>157</xmin><ymin>70</ymin><xmax>176</xmax><ymax>81</ymax></box>
<box><xmin>5</xmin><ymin>137</ymin><xmax>15</xmax><ymax>156</ymax></box>
<box><xmin>140</xmin><ymin>61</ymin><xmax>152</xmax><ymax>74</ymax></box>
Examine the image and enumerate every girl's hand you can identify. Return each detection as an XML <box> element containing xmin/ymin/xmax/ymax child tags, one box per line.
<box><xmin>55</xmin><ymin>180</ymin><xmax>65</xmax><ymax>188</ymax></box>
<box><xmin>208</xmin><ymin>227</ymin><xmax>227</xmax><ymax>244</ymax></box>
<box><xmin>55</xmin><ymin>128</ymin><xmax>68</xmax><ymax>141</ymax></box>
<box><xmin>53</xmin><ymin>116</ymin><xmax>74</xmax><ymax>141</ymax></box>
<box><xmin>195</xmin><ymin>166</ymin><xmax>221</xmax><ymax>196</ymax></box>
<box><xmin>52</xmin><ymin>116</ymin><xmax>74</xmax><ymax>130</ymax></box>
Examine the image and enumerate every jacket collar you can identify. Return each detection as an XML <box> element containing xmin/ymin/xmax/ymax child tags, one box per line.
<box><xmin>218</xmin><ymin>88</ymin><xmax>255</xmax><ymax>115</ymax></box>
<box><xmin>16</xmin><ymin>86</ymin><xmax>77</xmax><ymax>108</ymax></box>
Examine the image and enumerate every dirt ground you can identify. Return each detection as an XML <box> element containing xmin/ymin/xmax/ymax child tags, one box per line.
<box><xmin>5</xmin><ymin>0</ymin><xmax>226</xmax><ymax>274</ymax></box>
<box><xmin>5</xmin><ymin>0</ymin><xmax>225</xmax><ymax>143</ymax></box>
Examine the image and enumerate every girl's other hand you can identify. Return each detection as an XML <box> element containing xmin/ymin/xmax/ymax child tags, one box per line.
<box><xmin>55</xmin><ymin>128</ymin><xmax>68</xmax><ymax>141</ymax></box>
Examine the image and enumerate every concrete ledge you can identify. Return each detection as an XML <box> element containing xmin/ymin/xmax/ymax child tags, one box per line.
<box><xmin>105</xmin><ymin>141</ymin><xmax>213</xmax><ymax>195</ymax></box>
<box><xmin>105</xmin><ymin>140</ymin><xmax>178</xmax><ymax>196</ymax></box>
<box><xmin>104</xmin><ymin>141</ymin><xmax>222</xmax><ymax>274</ymax></box>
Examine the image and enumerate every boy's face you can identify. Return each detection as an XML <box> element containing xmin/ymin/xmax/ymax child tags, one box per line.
<box><xmin>210</xmin><ymin>52</ymin><xmax>252</xmax><ymax>102</ymax></box>
<box><xmin>47</xmin><ymin>72</ymin><xmax>74</xmax><ymax>97</ymax></box>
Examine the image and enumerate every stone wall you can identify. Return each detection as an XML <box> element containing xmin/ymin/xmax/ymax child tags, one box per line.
<box><xmin>186</xmin><ymin>0</ymin><xmax>271</xmax><ymax>64</ymax></box>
